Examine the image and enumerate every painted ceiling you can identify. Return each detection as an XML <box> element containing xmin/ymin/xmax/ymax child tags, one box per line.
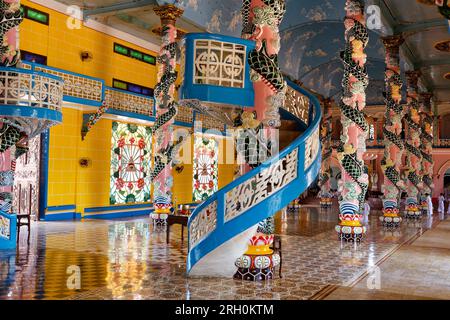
<box><xmin>52</xmin><ymin>0</ymin><xmax>450</xmax><ymax>107</ymax></box>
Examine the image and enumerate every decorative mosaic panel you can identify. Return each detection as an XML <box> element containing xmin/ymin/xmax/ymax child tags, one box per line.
<box><xmin>194</xmin><ymin>39</ymin><xmax>246</xmax><ymax>88</ymax></box>
<box><xmin>189</xmin><ymin>200</ymin><xmax>217</xmax><ymax>248</ymax></box>
<box><xmin>193</xmin><ymin>135</ymin><xmax>219</xmax><ymax>202</ymax></box>
<box><xmin>110</xmin><ymin>122</ymin><xmax>152</xmax><ymax>204</ymax></box>
<box><xmin>0</xmin><ymin>214</ymin><xmax>10</xmax><ymax>239</ymax></box>
<box><xmin>195</xmin><ymin>113</ymin><xmax>225</xmax><ymax>132</ymax></box>
<box><xmin>33</xmin><ymin>65</ymin><xmax>103</xmax><ymax>103</ymax></box>
<box><xmin>304</xmin><ymin>126</ymin><xmax>320</xmax><ymax>170</ymax></box>
<box><xmin>225</xmin><ymin>148</ymin><xmax>299</xmax><ymax>222</ymax></box>
<box><xmin>104</xmin><ymin>88</ymin><xmax>154</xmax><ymax>116</ymax></box>
<box><xmin>284</xmin><ymin>86</ymin><xmax>310</xmax><ymax>124</ymax></box>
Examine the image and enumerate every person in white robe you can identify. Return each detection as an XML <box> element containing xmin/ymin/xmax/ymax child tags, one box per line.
<box><xmin>438</xmin><ymin>193</ymin><xmax>445</xmax><ymax>213</ymax></box>
<box><xmin>426</xmin><ymin>194</ymin><xmax>433</xmax><ymax>216</ymax></box>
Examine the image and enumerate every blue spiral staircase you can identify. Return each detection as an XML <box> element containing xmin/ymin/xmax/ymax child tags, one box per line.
<box><xmin>179</xmin><ymin>33</ymin><xmax>322</xmax><ymax>277</ymax></box>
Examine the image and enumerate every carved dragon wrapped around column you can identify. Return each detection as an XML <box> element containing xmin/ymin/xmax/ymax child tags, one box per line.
<box><xmin>150</xmin><ymin>5</ymin><xmax>184</xmax><ymax>225</ymax></box>
<box><xmin>404</xmin><ymin>71</ymin><xmax>423</xmax><ymax>219</ymax></box>
<box><xmin>335</xmin><ymin>0</ymin><xmax>369</xmax><ymax>242</ymax></box>
<box><xmin>420</xmin><ymin>93</ymin><xmax>434</xmax><ymax>201</ymax></box>
<box><xmin>319</xmin><ymin>98</ymin><xmax>333</xmax><ymax>208</ymax></box>
<box><xmin>379</xmin><ymin>35</ymin><xmax>404</xmax><ymax>228</ymax></box>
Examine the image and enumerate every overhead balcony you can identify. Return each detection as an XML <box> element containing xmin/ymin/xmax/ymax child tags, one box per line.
<box><xmin>179</xmin><ymin>33</ymin><xmax>255</xmax><ymax>108</ymax></box>
<box><xmin>0</xmin><ymin>66</ymin><xmax>64</xmax><ymax>139</ymax></box>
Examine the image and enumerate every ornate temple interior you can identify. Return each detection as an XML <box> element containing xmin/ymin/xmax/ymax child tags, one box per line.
<box><xmin>1</xmin><ymin>0</ymin><xmax>450</xmax><ymax>303</ymax></box>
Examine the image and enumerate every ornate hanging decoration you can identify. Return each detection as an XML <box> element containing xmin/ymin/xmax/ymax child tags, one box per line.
<box><xmin>319</xmin><ymin>98</ymin><xmax>333</xmax><ymax>208</ymax></box>
<box><xmin>420</xmin><ymin>93</ymin><xmax>434</xmax><ymax>198</ymax></box>
<box><xmin>404</xmin><ymin>71</ymin><xmax>423</xmax><ymax>219</ymax></box>
<box><xmin>233</xmin><ymin>0</ymin><xmax>285</xmax><ymax>281</ymax></box>
<box><xmin>379</xmin><ymin>35</ymin><xmax>405</xmax><ymax>228</ymax></box>
<box><xmin>335</xmin><ymin>0</ymin><xmax>370</xmax><ymax>242</ymax></box>
<box><xmin>150</xmin><ymin>5</ymin><xmax>184</xmax><ymax>226</ymax></box>
<box><xmin>81</xmin><ymin>99</ymin><xmax>109</xmax><ymax>141</ymax></box>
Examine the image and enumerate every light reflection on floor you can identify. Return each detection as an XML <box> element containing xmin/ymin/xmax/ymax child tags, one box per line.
<box><xmin>0</xmin><ymin>203</ymin><xmax>445</xmax><ymax>300</ymax></box>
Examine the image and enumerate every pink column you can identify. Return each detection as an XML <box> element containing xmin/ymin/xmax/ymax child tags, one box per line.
<box><xmin>420</xmin><ymin>93</ymin><xmax>434</xmax><ymax>199</ymax></box>
<box><xmin>336</xmin><ymin>0</ymin><xmax>370</xmax><ymax>242</ymax></box>
<box><xmin>379</xmin><ymin>35</ymin><xmax>404</xmax><ymax>228</ymax></box>
<box><xmin>150</xmin><ymin>5</ymin><xmax>184</xmax><ymax>225</ymax></box>
<box><xmin>319</xmin><ymin>98</ymin><xmax>333</xmax><ymax>207</ymax></box>
<box><xmin>233</xmin><ymin>0</ymin><xmax>285</xmax><ymax>281</ymax></box>
<box><xmin>0</xmin><ymin>0</ymin><xmax>23</xmax><ymax>212</ymax></box>
<box><xmin>404</xmin><ymin>71</ymin><xmax>423</xmax><ymax>219</ymax></box>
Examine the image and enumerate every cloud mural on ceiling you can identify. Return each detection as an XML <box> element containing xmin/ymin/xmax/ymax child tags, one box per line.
<box><xmin>173</xmin><ymin>0</ymin><xmax>388</xmax><ymax>104</ymax></box>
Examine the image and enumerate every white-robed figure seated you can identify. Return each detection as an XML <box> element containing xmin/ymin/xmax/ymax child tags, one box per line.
<box><xmin>438</xmin><ymin>193</ymin><xmax>445</xmax><ymax>214</ymax></box>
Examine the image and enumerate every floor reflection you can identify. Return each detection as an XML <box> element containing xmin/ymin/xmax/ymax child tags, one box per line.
<box><xmin>0</xmin><ymin>203</ymin><xmax>446</xmax><ymax>300</ymax></box>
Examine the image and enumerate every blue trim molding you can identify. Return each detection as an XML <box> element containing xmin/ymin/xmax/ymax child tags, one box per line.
<box><xmin>44</xmin><ymin>205</ymin><xmax>77</xmax><ymax>221</ymax></box>
<box><xmin>83</xmin><ymin>203</ymin><xmax>154</xmax><ymax>219</ymax></box>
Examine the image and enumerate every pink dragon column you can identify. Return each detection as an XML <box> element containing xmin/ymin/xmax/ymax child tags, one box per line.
<box><xmin>233</xmin><ymin>0</ymin><xmax>285</xmax><ymax>281</ymax></box>
<box><xmin>150</xmin><ymin>5</ymin><xmax>184</xmax><ymax>226</ymax></box>
<box><xmin>319</xmin><ymin>98</ymin><xmax>333</xmax><ymax>208</ymax></box>
<box><xmin>335</xmin><ymin>0</ymin><xmax>370</xmax><ymax>242</ymax></box>
<box><xmin>0</xmin><ymin>0</ymin><xmax>24</xmax><ymax>213</ymax></box>
<box><xmin>420</xmin><ymin>93</ymin><xmax>434</xmax><ymax>202</ymax></box>
<box><xmin>404</xmin><ymin>71</ymin><xmax>423</xmax><ymax>219</ymax></box>
<box><xmin>379</xmin><ymin>35</ymin><xmax>404</xmax><ymax>228</ymax></box>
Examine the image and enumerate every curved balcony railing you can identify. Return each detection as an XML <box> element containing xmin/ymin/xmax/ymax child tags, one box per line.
<box><xmin>187</xmin><ymin>79</ymin><xmax>322</xmax><ymax>274</ymax></box>
<box><xmin>0</xmin><ymin>66</ymin><xmax>64</xmax><ymax>137</ymax></box>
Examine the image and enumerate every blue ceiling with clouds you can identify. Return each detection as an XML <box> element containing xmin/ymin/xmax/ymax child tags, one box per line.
<box><xmin>169</xmin><ymin>0</ymin><xmax>388</xmax><ymax>105</ymax></box>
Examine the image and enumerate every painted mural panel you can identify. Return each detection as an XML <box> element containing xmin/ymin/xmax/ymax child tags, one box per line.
<box><xmin>110</xmin><ymin>122</ymin><xmax>152</xmax><ymax>205</ymax></box>
<box><xmin>193</xmin><ymin>135</ymin><xmax>219</xmax><ymax>202</ymax></box>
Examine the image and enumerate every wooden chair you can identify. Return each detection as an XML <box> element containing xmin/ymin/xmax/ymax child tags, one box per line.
<box><xmin>16</xmin><ymin>184</ymin><xmax>32</xmax><ymax>244</ymax></box>
<box><xmin>271</xmin><ymin>235</ymin><xmax>282</xmax><ymax>278</ymax></box>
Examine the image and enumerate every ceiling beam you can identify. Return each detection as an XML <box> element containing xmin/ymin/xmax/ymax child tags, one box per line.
<box><xmin>394</xmin><ymin>19</ymin><xmax>448</xmax><ymax>34</ymax></box>
<box><xmin>84</xmin><ymin>0</ymin><xmax>158</xmax><ymax>18</ymax></box>
<box><xmin>415</xmin><ymin>58</ymin><xmax>450</xmax><ymax>69</ymax></box>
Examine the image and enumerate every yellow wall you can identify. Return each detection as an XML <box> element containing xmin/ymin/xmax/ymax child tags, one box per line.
<box><xmin>23</xmin><ymin>0</ymin><xmax>236</xmax><ymax>215</ymax></box>
<box><xmin>20</xmin><ymin>0</ymin><xmax>158</xmax><ymax>88</ymax></box>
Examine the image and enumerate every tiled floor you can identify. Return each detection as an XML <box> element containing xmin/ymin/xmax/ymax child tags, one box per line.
<box><xmin>0</xmin><ymin>204</ymin><xmax>447</xmax><ymax>300</ymax></box>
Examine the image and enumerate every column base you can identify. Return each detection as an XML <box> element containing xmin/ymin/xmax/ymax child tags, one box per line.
<box><xmin>379</xmin><ymin>215</ymin><xmax>402</xmax><ymax>228</ymax></box>
<box><xmin>404</xmin><ymin>210</ymin><xmax>422</xmax><ymax>220</ymax></box>
<box><xmin>234</xmin><ymin>253</ymin><xmax>280</xmax><ymax>282</ymax></box>
<box><xmin>150</xmin><ymin>213</ymin><xmax>168</xmax><ymax>226</ymax></box>
<box><xmin>335</xmin><ymin>225</ymin><xmax>366</xmax><ymax>242</ymax></box>
<box><xmin>320</xmin><ymin>198</ymin><xmax>333</xmax><ymax>208</ymax></box>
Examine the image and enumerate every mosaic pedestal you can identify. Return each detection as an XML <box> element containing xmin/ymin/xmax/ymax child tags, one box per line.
<box><xmin>335</xmin><ymin>224</ymin><xmax>366</xmax><ymax>242</ymax></box>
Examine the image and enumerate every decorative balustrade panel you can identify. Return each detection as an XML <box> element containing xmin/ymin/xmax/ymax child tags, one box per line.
<box><xmin>195</xmin><ymin>112</ymin><xmax>225</xmax><ymax>132</ymax></box>
<box><xmin>436</xmin><ymin>139</ymin><xmax>450</xmax><ymax>148</ymax></box>
<box><xmin>194</xmin><ymin>39</ymin><xmax>246</xmax><ymax>89</ymax></box>
<box><xmin>225</xmin><ymin>148</ymin><xmax>299</xmax><ymax>222</ymax></box>
<box><xmin>189</xmin><ymin>200</ymin><xmax>218</xmax><ymax>248</ymax></box>
<box><xmin>304</xmin><ymin>126</ymin><xmax>320</xmax><ymax>170</ymax></box>
<box><xmin>284</xmin><ymin>86</ymin><xmax>310</xmax><ymax>124</ymax></box>
<box><xmin>33</xmin><ymin>65</ymin><xmax>103</xmax><ymax>104</ymax></box>
<box><xmin>0</xmin><ymin>69</ymin><xmax>63</xmax><ymax>111</ymax></box>
<box><xmin>175</xmin><ymin>104</ymin><xmax>194</xmax><ymax>124</ymax></box>
<box><xmin>104</xmin><ymin>88</ymin><xmax>154</xmax><ymax>116</ymax></box>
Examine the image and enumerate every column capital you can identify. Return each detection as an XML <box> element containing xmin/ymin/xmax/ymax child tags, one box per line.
<box><xmin>153</xmin><ymin>4</ymin><xmax>184</xmax><ymax>25</ymax></box>
<box><xmin>381</xmin><ymin>35</ymin><xmax>404</xmax><ymax>49</ymax></box>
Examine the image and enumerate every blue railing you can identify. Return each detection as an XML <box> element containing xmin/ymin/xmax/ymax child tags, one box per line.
<box><xmin>187</xmin><ymin>80</ymin><xmax>322</xmax><ymax>273</ymax></box>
